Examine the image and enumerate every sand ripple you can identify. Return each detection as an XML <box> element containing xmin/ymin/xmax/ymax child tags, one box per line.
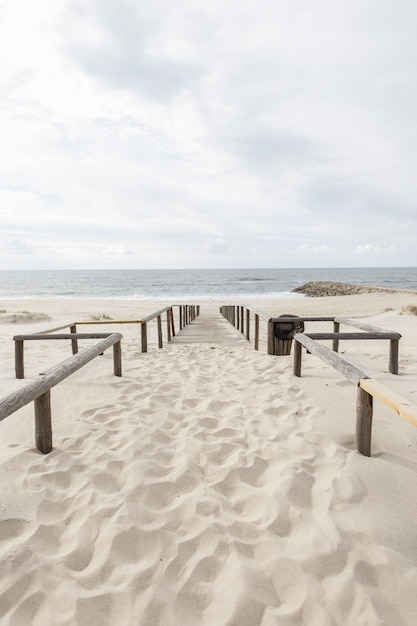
<box><xmin>0</xmin><ymin>343</ymin><xmax>417</xmax><ymax>625</ymax></box>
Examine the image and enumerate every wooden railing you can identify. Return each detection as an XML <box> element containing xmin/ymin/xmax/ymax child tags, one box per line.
<box><xmin>0</xmin><ymin>333</ymin><xmax>123</xmax><ymax>454</ymax></box>
<box><xmin>2</xmin><ymin>304</ymin><xmax>200</xmax><ymax>454</ymax></box>
<box><xmin>293</xmin><ymin>333</ymin><xmax>416</xmax><ymax>456</ymax></box>
<box><xmin>14</xmin><ymin>304</ymin><xmax>200</xmax><ymax>378</ymax></box>
<box><xmin>220</xmin><ymin>306</ymin><xmax>401</xmax><ymax>373</ymax></box>
<box><xmin>221</xmin><ymin>304</ymin><xmax>411</xmax><ymax>456</ymax></box>
<box><xmin>220</xmin><ymin>305</ymin><xmax>268</xmax><ymax>350</ymax></box>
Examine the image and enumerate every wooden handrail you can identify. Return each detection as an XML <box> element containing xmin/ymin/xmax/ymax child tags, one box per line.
<box><xmin>293</xmin><ymin>333</ymin><xmax>416</xmax><ymax>456</ymax></box>
<box><xmin>359</xmin><ymin>378</ymin><xmax>417</xmax><ymax>428</ymax></box>
<box><xmin>293</xmin><ymin>333</ymin><xmax>370</xmax><ymax>383</ymax></box>
<box><xmin>13</xmin><ymin>333</ymin><xmax>121</xmax><ymax>379</ymax></box>
<box><xmin>28</xmin><ymin>304</ymin><xmax>199</xmax><ymax>356</ymax></box>
<box><xmin>1</xmin><ymin>333</ymin><xmax>123</xmax><ymax>454</ymax></box>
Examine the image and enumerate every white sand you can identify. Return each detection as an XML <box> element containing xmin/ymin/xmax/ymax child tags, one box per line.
<box><xmin>1</xmin><ymin>291</ymin><xmax>417</xmax><ymax>625</ymax></box>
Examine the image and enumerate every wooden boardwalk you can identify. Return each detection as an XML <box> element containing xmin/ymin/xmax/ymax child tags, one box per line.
<box><xmin>171</xmin><ymin>311</ymin><xmax>248</xmax><ymax>345</ymax></box>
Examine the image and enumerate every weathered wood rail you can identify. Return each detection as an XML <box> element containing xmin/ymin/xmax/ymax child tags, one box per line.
<box><xmin>221</xmin><ymin>304</ymin><xmax>410</xmax><ymax>456</ymax></box>
<box><xmin>0</xmin><ymin>333</ymin><xmax>123</xmax><ymax>454</ymax></box>
<box><xmin>220</xmin><ymin>305</ymin><xmax>269</xmax><ymax>351</ymax></box>
<box><xmin>14</xmin><ymin>304</ymin><xmax>200</xmax><ymax>377</ymax></box>
<box><xmin>220</xmin><ymin>306</ymin><xmax>400</xmax><ymax>372</ymax></box>
<box><xmin>3</xmin><ymin>304</ymin><xmax>199</xmax><ymax>453</ymax></box>
<box><xmin>293</xmin><ymin>332</ymin><xmax>416</xmax><ymax>456</ymax></box>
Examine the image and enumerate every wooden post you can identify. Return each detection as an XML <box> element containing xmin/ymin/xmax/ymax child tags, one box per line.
<box><xmin>179</xmin><ymin>306</ymin><xmax>183</xmax><ymax>330</ymax></box>
<box><xmin>35</xmin><ymin>390</ymin><xmax>52</xmax><ymax>454</ymax></box>
<box><xmin>113</xmin><ymin>341</ymin><xmax>122</xmax><ymax>376</ymax></box>
<box><xmin>157</xmin><ymin>315</ymin><xmax>163</xmax><ymax>348</ymax></box>
<box><xmin>70</xmin><ymin>324</ymin><xmax>79</xmax><ymax>354</ymax></box>
<box><xmin>236</xmin><ymin>306</ymin><xmax>240</xmax><ymax>330</ymax></box>
<box><xmin>356</xmin><ymin>385</ymin><xmax>373</xmax><ymax>457</ymax></box>
<box><xmin>141</xmin><ymin>323</ymin><xmax>148</xmax><ymax>353</ymax></box>
<box><xmin>333</xmin><ymin>321</ymin><xmax>340</xmax><ymax>352</ymax></box>
<box><xmin>167</xmin><ymin>311</ymin><xmax>172</xmax><ymax>342</ymax></box>
<box><xmin>255</xmin><ymin>314</ymin><xmax>259</xmax><ymax>351</ymax></box>
<box><xmin>240</xmin><ymin>306</ymin><xmax>244</xmax><ymax>334</ymax></box>
<box><xmin>246</xmin><ymin>309</ymin><xmax>250</xmax><ymax>341</ymax></box>
<box><xmin>294</xmin><ymin>340</ymin><xmax>302</xmax><ymax>376</ymax></box>
<box><xmin>389</xmin><ymin>339</ymin><xmax>399</xmax><ymax>375</ymax></box>
<box><xmin>15</xmin><ymin>339</ymin><xmax>24</xmax><ymax>379</ymax></box>
<box><xmin>267</xmin><ymin>320</ymin><xmax>275</xmax><ymax>355</ymax></box>
<box><xmin>170</xmin><ymin>307</ymin><xmax>175</xmax><ymax>337</ymax></box>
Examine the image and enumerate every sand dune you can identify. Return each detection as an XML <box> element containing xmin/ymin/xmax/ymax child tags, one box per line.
<box><xmin>0</xmin><ymin>294</ymin><xmax>417</xmax><ymax>624</ymax></box>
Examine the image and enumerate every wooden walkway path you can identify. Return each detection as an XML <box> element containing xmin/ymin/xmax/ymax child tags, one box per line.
<box><xmin>171</xmin><ymin>310</ymin><xmax>248</xmax><ymax>345</ymax></box>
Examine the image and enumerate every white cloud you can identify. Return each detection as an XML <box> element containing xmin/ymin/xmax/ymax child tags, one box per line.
<box><xmin>0</xmin><ymin>0</ymin><xmax>416</xmax><ymax>269</ymax></box>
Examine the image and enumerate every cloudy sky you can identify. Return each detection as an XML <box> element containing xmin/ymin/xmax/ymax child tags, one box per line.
<box><xmin>1</xmin><ymin>0</ymin><xmax>416</xmax><ymax>270</ymax></box>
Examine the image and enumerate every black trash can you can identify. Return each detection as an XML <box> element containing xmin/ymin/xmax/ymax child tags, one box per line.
<box><xmin>272</xmin><ymin>314</ymin><xmax>305</xmax><ymax>355</ymax></box>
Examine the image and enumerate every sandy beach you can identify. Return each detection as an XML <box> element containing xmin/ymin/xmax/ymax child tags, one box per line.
<box><xmin>1</xmin><ymin>289</ymin><xmax>417</xmax><ymax>625</ymax></box>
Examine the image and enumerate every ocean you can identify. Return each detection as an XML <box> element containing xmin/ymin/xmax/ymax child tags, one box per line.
<box><xmin>0</xmin><ymin>268</ymin><xmax>416</xmax><ymax>301</ymax></box>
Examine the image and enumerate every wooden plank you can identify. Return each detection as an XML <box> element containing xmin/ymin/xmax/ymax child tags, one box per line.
<box><xmin>359</xmin><ymin>379</ymin><xmax>417</xmax><ymax>428</ymax></box>
<box><xmin>294</xmin><ymin>334</ymin><xmax>370</xmax><ymax>383</ymax></box>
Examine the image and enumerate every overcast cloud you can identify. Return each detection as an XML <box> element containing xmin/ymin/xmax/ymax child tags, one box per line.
<box><xmin>1</xmin><ymin>0</ymin><xmax>416</xmax><ymax>269</ymax></box>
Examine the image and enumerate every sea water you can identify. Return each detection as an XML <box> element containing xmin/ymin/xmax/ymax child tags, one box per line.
<box><xmin>0</xmin><ymin>268</ymin><xmax>416</xmax><ymax>301</ymax></box>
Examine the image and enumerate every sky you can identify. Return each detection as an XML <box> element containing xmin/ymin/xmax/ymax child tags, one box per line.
<box><xmin>1</xmin><ymin>0</ymin><xmax>417</xmax><ymax>270</ymax></box>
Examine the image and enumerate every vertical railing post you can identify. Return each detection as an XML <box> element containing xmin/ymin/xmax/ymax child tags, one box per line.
<box><xmin>170</xmin><ymin>307</ymin><xmax>175</xmax><ymax>337</ymax></box>
<box><xmin>113</xmin><ymin>341</ymin><xmax>122</xmax><ymax>376</ymax></box>
<box><xmin>35</xmin><ymin>390</ymin><xmax>53</xmax><ymax>454</ymax></box>
<box><xmin>167</xmin><ymin>310</ymin><xmax>172</xmax><ymax>342</ymax></box>
<box><xmin>15</xmin><ymin>339</ymin><xmax>24</xmax><ymax>379</ymax></box>
<box><xmin>141</xmin><ymin>322</ymin><xmax>148</xmax><ymax>353</ymax></box>
<box><xmin>389</xmin><ymin>339</ymin><xmax>399</xmax><ymax>375</ymax></box>
<box><xmin>293</xmin><ymin>340</ymin><xmax>302</xmax><ymax>377</ymax></box>
<box><xmin>70</xmin><ymin>324</ymin><xmax>79</xmax><ymax>354</ymax></box>
<box><xmin>240</xmin><ymin>306</ymin><xmax>244</xmax><ymax>334</ymax></box>
<box><xmin>255</xmin><ymin>314</ymin><xmax>259</xmax><ymax>351</ymax></box>
<box><xmin>333</xmin><ymin>321</ymin><xmax>340</xmax><ymax>352</ymax></box>
<box><xmin>179</xmin><ymin>306</ymin><xmax>183</xmax><ymax>330</ymax></box>
<box><xmin>246</xmin><ymin>309</ymin><xmax>250</xmax><ymax>341</ymax></box>
<box><xmin>356</xmin><ymin>384</ymin><xmax>373</xmax><ymax>457</ymax></box>
<box><xmin>267</xmin><ymin>319</ymin><xmax>275</xmax><ymax>355</ymax></box>
<box><xmin>157</xmin><ymin>315</ymin><xmax>163</xmax><ymax>348</ymax></box>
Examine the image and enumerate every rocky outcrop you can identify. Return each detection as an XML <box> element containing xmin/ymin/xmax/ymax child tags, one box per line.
<box><xmin>292</xmin><ymin>281</ymin><xmax>397</xmax><ymax>297</ymax></box>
